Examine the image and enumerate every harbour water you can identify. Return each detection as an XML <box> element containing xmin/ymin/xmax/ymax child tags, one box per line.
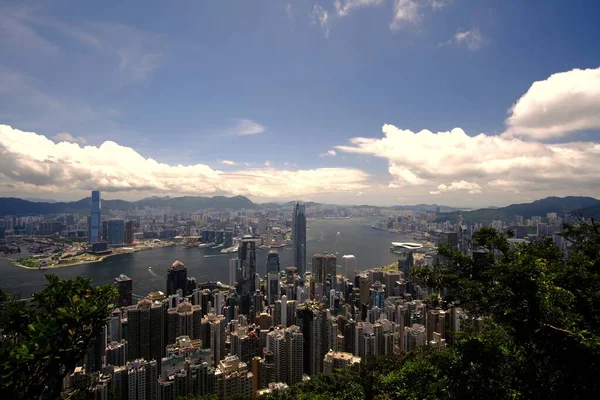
<box><xmin>0</xmin><ymin>218</ymin><xmax>414</xmax><ymax>298</ymax></box>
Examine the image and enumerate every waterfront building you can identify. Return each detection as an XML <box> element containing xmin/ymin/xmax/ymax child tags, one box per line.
<box><xmin>114</xmin><ymin>274</ymin><xmax>133</xmax><ymax>307</ymax></box>
<box><xmin>107</xmin><ymin>219</ymin><xmax>125</xmax><ymax>247</ymax></box>
<box><xmin>167</xmin><ymin>260</ymin><xmax>188</xmax><ymax>296</ymax></box>
<box><xmin>89</xmin><ymin>190</ymin><xmax>101</xmax><ymax>243</ymax></box>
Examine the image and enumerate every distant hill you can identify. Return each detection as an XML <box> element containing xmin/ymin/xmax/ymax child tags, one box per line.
<box><xmin>572</xmin><ymin>203</ymin><xmax>600</xmax><ymax>220</ymax></box>
<box><xmin>0</xmin><ymin>195</ymin><xmax>257</xmax><ymax>216</ymax></box>
<box><xmin>438</xmin><ymin>196</ymin><xmax>600</xmax><ymax>223</ymax></box>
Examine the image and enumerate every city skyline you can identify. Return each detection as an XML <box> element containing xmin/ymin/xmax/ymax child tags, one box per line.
<box><xmin>0</xmin><ymin>1</ymin><xmax>599</xmax><ymax>207</ymax></box>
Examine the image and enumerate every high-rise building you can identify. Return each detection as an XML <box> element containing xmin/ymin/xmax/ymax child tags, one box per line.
<box><xmin>297</xmin><ymin>302</ymin><xmax>327</xmax><ymax>376</ymax></box>
<box><xmin>107</xmin><ymin>219</ymin><xmax>125</xmax><ymax>247</ymax></box>
<box><xmin>312</xmin><ymin>253</ymin><xmax>337</xmax><ymax>284</ymax></box>
<box><xmin>266</xmin><ymin>325</ymin><xmax>304</xmax><ymax>386</ymax></box>
<box><xmin>214</xmin><ymin>356</ymin><xmax>253</xmax><ymax>399</ymax></box>
<box><xmin>322</xmin><ymin>351</ymin><xmax>361</xmax><ymax>373</ymax></box>
<box><xmin>370</xmin><ymin>281</ymin><xmax>385</xmax><ymax>308</ymax></box>
<box><xmin>167</xmin><ymin>260</ymin><xmax>188</xmax><ymax>296</ymax></box>
<box><xmin>126</xmin><ymin>298</ymin><xmax>165</xmax><ymax>363</ymax></box>
<box><xmin>267</xmin><ymin>271</ymin><xmax>280</xmax><ymax>305</ymax></box>
<box><xmin>292</xmin><ymin>202</ymin><xmax>307</xmax><ymax>276</ymax></box>
<box><xmin>237</xmin><ymin>238</ymin><xmax>257</xmax><ymax>315</ymax></box>
<box><xmin>229</xmin><ymin>258</ymin><xmax>240</xmax><ymax>287</ymax></box>
<box><xmin>266</xmin><ymin>250</ymin><xmax>280</xmax><ymax>274</ymax></box>
<box><xmin>125</xmin><ymin>220</ymin><xmax>134</xmax><ymax>245</ymax></box>
<box><xmin>127</xmin><ymin>359</ymin><xmax>159</xmax><ymax>400</ymax></box>
<box><xmin>342</xmin><ymin>255</ymin><xmax>357</xmax><ymax>279</ymax></box>
<box><xmin>114</xmin><ymin>274</ymin><xmax>133</xmax><ymax>307</ymax></box>
<box><xmin>89</xmin><ymin>190</ymin><xmax>101</xmax><ymax>243</ymax></box>
<box><xmin>200</xmin><ymin>313</ymin><xmax>226</xmax><ymax>366</ymax></box>
<box><xmin>166</xmin><ymin>300</ymin><xmax>202</xmax><ymax>345</ymax></box>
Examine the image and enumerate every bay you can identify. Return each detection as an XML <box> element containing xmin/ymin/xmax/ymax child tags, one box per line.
<box><xmin>0</xmin><ymin>218</ymin><xmax>414</xmax><ymax>298</ymax></box>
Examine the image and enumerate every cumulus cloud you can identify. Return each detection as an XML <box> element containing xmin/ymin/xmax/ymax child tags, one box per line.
<box><xmin>219</xmin><ymin>159</ymin><xmax>237</xmax><ymax>166</ymax></box>
<box><xmin>334</xmin><ymin>0</ymin><xmax>384</xmax><ymax>17</ymax></box>
<box><xmin>430</xmin><ymin>180</ymin><xmax>481</xmax><ymax>195</ymax></box>
<box><xmin>233</xmin><ymin>119</ymin><xmax>265</xmax><ymax>136</ymax></box>
<box><xmin>441</xmin><ymin>28</ymin><xmax>485</xmax><ymax>50</ymax></box>
<box><xmin>53</xmin><ymin>132</ymin><xmax>87</xmax><ymax>145</ymax></box>
<box><xmin>310</xmin><ymin>4</ymin><xmax>330</xmax><ymax>38</ymax></box>
<box><xmin>0</xmin><ymin>125</ymin><xmax>368</xmax><ymax>199</ymax></box>
<box><xmin>336</xmin><ymin>123</ymin><xmax>600</xmax><ymax>198</ymax></box>
<box><xmin>389</xmin><ymin>0</ymin><xmax>422</xmax><ymax>29</ymax></box>
<box><xmin>505</xmin><ymin>67</ymin><xmax>600</xmax><ymax>139</ymax></box>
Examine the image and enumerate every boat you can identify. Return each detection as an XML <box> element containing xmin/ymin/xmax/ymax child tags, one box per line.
<box><xmin>220</xmin><ymin>246</ymin><xmax>238</xmax><ymax>254</ymax></box>
<box><xmin>148</xmin><ymin>266</ymin><xmax>152</xmax><ymax>270</ymax></box>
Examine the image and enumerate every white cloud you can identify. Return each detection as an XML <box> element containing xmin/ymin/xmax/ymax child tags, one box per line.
<box><xmin>389</xmin><ymin>0</ymin><xmax>422</xmax><ymax>29</ymax></box>
<box><xmin>53</xmin><ymin>132</ymin><xmax>87</xmax><ymax>145</ymax></box>
<box><xmin>429</xmin><ymin>0</ymin><xmax>451</xmax><ymax>11</ymax></box>
<box><xmin>310</xmin><ymin>4</ymin><xmax>330</xmax><ymax>38</ymax></box>
<box><xmin>264</xmin><ymin>161</ymin><xmax>272</xmax><ymax>167</ymax></box>
<box><xmin>0</xmin><ymin>124</ymin><xmax>370</xmax><ymax>200</ymax></box>
<box><xmin>336</xmin><ymin>123</ymin><xmax>600</xmax><ymax>200</ymax></box>
<box><xmin>334</xmin><ymin>0</ymin><xmax>384</xmax><ymax>17</ymax></box>
<box><xmin>220</xmin><ymin>160</ymin><xmax>237</xmax><ymax>166</ymax></box>
<box><xmin>430</xmin><ymin>180</ymin><xmax>481</xmax><ymax>195</ymax></box>
<box><xmin>233</xmin><ymin>119</ymin><xmax>265</xmax><ymax>136</ymax></box>
<box><xmin>320</xmin><ymin>149</ymin><xmax>337</xmax><ymax>157</ymax></box>
<box><xmin>451</xmin><ymin>29</ymin><xmax>485</xmax><ymax>50</ymax></box>
<box><xmin>285</xmin><ymin>3</ymin><xmax>296</xmax><ymax>30</ymax></box>
<box><xmin>505</xmin><ymin>67</ymin><xmax>600</xmax><ymax>139</ymax></box>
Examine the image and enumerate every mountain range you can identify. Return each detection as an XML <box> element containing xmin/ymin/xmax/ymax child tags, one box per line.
<box><xmin>0</xmin><ymin>195</ymin><xmax>598</xmax><ymax>221</ymax></box>
<box><xmin>438</xmin><ymin>196</ymin><xmax>600</xmax><ymax>223</ymax></box>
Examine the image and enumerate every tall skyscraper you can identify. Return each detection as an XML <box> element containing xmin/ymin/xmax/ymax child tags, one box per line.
<box><xmin>267</xmin><ymin>271</ymin><xmax>280</xmax><ymax>305</ymax></box>
<box><xmin>167</xmin><ymin>260</ymin><xmax>188</xmax><ymax>296</ymax></box>
<box><xmin>89</xmin><ymin>190</ymin><xmax>101</xmax><ymax>243</ymax></box>
<box><xmin>107</xmin><ymin>218</ymin><xmax>125</xmax><ymax>247</ymax></box>
<box><xmin>126</xmin><ymin>298</ymin><xmax>165</xmax><ymax>362</ymax></box>
<box><xmin>312</xmin><ymin>254</ymin><xmax>337</xmax><ymax>284</ymax></box>
<box><xmin>266</xmin><ymin>250</ymin><xmax>280</xmax><ymax>274</ymax></box>
<box><xmin>342</xmin><ymin>255</ymin><xmax>357</xmax><ymax>278</ymax></box>
<box><xmin>229</xmin><ymin>258</ymin><xmax>240</xmax><ymax>287</ymax></box>
<box><xmin>237</xmin><ymin>238</ymin><xmax>257</xmax><ymax>315</ymax></box>
<box><xmin>292</xmin><ymin>202</ymin><xmax>307</xmax><ymax>276</ymax></box>
<box><xmin>114</xmin><ymin>274</ymin><xmax>133</xmax><ymax>307</ymax></box>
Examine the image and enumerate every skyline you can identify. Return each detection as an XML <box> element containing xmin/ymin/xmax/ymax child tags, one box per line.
<box><xmin>1</xmin><ymin>1</ymin><xmax>600</xmax><ymax>207</ymax></box>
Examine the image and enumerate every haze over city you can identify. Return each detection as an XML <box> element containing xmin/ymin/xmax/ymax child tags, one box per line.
<box><xmin>1</xmin><ymin>0</ymin><xmax>600</xmax><ymax>207</ymax></box>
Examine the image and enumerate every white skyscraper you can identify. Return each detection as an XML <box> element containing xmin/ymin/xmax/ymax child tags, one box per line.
<box><xmin>342</xmin><ymin>255</ymin><xmax>357</xmax><ymax>279</ymax></box>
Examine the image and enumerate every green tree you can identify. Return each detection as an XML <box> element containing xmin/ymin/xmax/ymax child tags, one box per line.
<box><xmin>0</xmin><ymin>275</ymin><xmax>118</xmax><ymax>399</ymax></box>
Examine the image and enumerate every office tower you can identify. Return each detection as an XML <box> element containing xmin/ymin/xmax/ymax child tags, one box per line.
<box><xmin>237</xmin><ymin>238</ymin><xmax>257</xmax><ymax>315</ymax></box>
<box><xmin>126</xmin><ymin>298</ymin><xmax>165</xmax><ymax>362</ymax></box>
<box><xmin>125</xmin><ymin>220</ymin><xmax>134</xmax><ymax>245</ymax></box>
<box><xmin>292</xmin><ymin>202</ymin><xmax>307</xmax><ymax>276</ymax></box>
<box><xmin>200</xmin><ymin>289</ymin><xmax>214</xmax><ymax>314</ymax></box>
<box><xmin>342</xmin><ymin>255</ymin><xmax>357</xmax><ymax>279</ymax></box>
<box><xmin>297</xmin><ymin>302</ymin><xmax>327</xmax><ymax>376</ymax></box>
<box><xmin>258</xmin><ymin>213</ymin><xmax>268</xmax><ymax>235</ymax></box>
<box><xmin>106</xmin><ymin>218</ymin><xmax>125</xmax><ymax>247</ymax></box>
<box><xmin>215</xmin><ymin>356</ymin><xmax>253</xmax><ymax>399</ymax></box>
<box><xmin>312</xmin><ymin>253</ymin><xmax>337</xmax><ymax>284</ymax></box>
<box><xmin>167</xmin><ymin>260</ymin><xmax>188</xmax><ymax>296</ymax></box>
<box><xmin>89</xmin><ymin>190</ymin><xmax>101</xmax><ymax>243</ymax></box>
<box><xmin>266</xmin><ymin>250</ymin><xmax>280</xmax><ymax>274</ymax></box>
<box><xmin>398</xmin><ymin>252</ymin><xmax>414</xmax><ymax>279</ymax></box>
<box><xmin>201</xmin><ymin>313</ymin><xmax>226</xmax><ymax>366</ymax></box>
<box><xmin>323</xmin><ymin>351</ymin><xmax>361</xmax><ymax>373</ymax></box>
<box><xmin>229</xmin><ymin>258</ymin><xmax>240</xmax><ymax>287</ymax></box>
<box><xmin>84</xmin><ymin>325</ymin><xmax>106</xmax><ymax>372</ymax></box>
<box><xmin>370</xmin><ymin>281</ymin><xmax>385</xmax><ymax>308</ymax></box>
<box><xmin>102</xmin><ymin>220</ymin><xmax>108</xmax><ymax>242</ymax></box>
<box><xmin>358</xmin><ymin>273</ymin><xmax>370</xmax><ymax>307</ymax></box>
<box><xmin>166</xmin><ymin>300</ymin><xmax>202</xmax><ymax>345</ymax></box>
<box><xmin>384</xmin><ymin>271</ymin><xmax>401</xmax><ymax>298</ymax></box>
<box><xmin>267</xmin><ymin>271</ymin><xmax>280</xmax><ymax>305</ymax></box>
<box><xmin>114</xmin><ymin>274</ymin><xmax>133</xmax><ymax>307</ymax></box>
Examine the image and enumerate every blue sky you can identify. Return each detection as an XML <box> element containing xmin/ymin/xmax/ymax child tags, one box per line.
<box><xmin>1</xmin><ymin>0</ymin><xmax>599</xmax><ymax>207</ymax></box>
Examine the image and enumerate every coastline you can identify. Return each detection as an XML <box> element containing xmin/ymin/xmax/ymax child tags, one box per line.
<box><xmin>7</xmin><ymin>242</ymin><xmax>176</xmax><ymax>271</ymax></box>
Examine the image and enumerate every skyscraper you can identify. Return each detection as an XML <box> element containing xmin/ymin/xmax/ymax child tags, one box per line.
<box><xmin>266</xmin><ymin>250</ymin><xmax>280</xmax><ymax>274</ymax></box>
<box><xmin>342</xmin><ymin>255</ymin><xmax>356</xmax><ymax>279</ymax></box>
<box><xmin>292</xmin><ymin>202</ymin><xmax>306</xmax><ymax>276</ymax></box>
<box><xmin>114</xmin><ymin>274</ymin><xmax>133</xmax><ymax>307</ymax></box>
<box><xmin>166</xmin><ymin>300</ymin><xmax>202</xmax><ymax>345</ymax></box>
<box><xmin>237</xmin><ymin>238</ymin><xmax>257</xmax><ymax>315</ymax></box>
<box><xmin>89</xmin><ymin>190</ymin><xmax>101</xmax><ymax>243</ymax></box>
<box><xmin>312</xmin><ymin>254</ymin><xmax>337</xmax><ymax>284</ymax></box>
<box><xmin>229</xmin><ymin>258</ymin><xmax>240</xmax><ymax>287</ymax></box>
<box><xmin>267</xmin><ymin>271</ymin><xmax>280</xmax><ymax>305</ymax></box>
<box><xmin>107</xmin><ymin>218</ymin><xmax>125</xmax><ymax>247</ymax></box>
<box><xmin>125</xmin><ymin>220</ymin><xmax>134</xmax><ymax>245</ymax></box>
<box><xmin>126</xmin><ymin>298</ymin><xmax>165</xmax><ymax>362</ymax></box>
<box><xmin>167</xmin><ymin>260</ymin><xmax>188</xmax><ymax>296</ymax></box>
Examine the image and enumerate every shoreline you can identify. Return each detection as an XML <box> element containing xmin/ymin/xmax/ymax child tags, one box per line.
<box><xmin>8</xmin><ymin>243</ymin><xmax>176</xmax><ymax>271</ymax></box>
